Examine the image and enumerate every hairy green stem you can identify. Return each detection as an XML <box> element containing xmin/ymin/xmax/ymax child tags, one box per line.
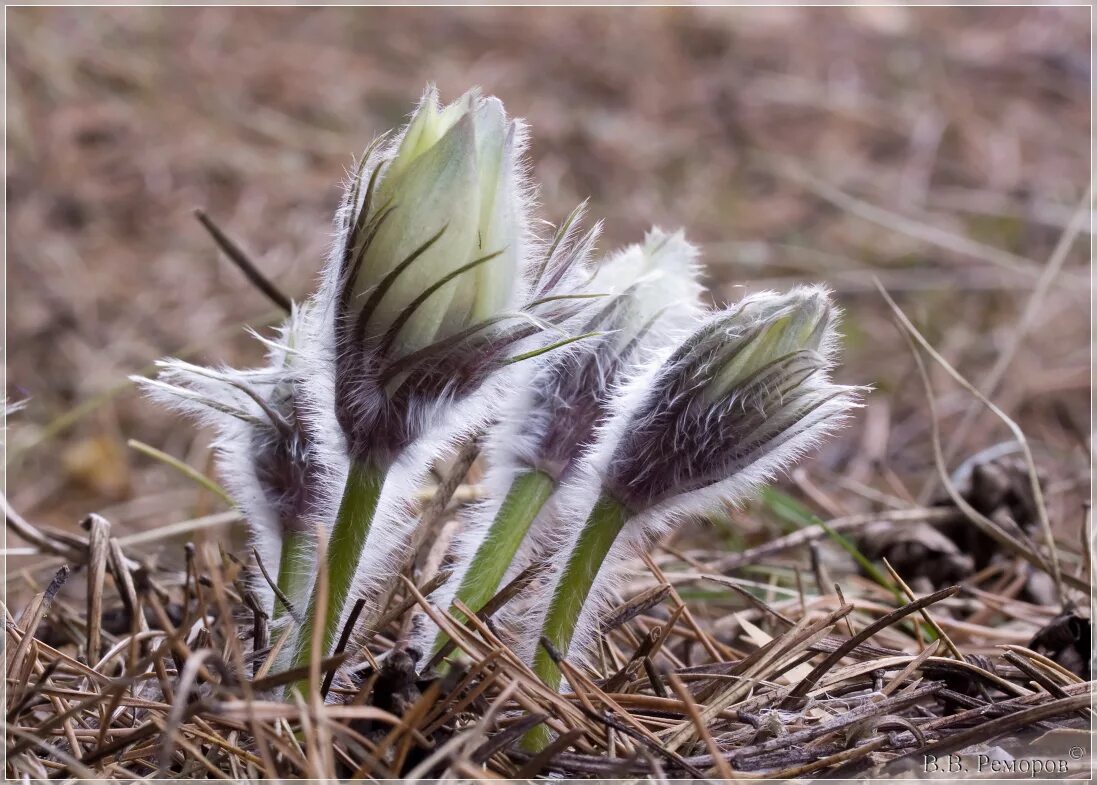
<box><xmin>431</xmin><ymin>469</ymin><xmax>555</xmax><ymax>657</ymax></box>
<box><xmin>523</xmin><ymin>492</ymin><xmax>631</xmax><ymax>751</ymax></box>
<box><xmin>291</xmin><ymin>461</ymin><xmax>385</xmax><ymax>695</ymax></box>
<box><xmin>273</xmin><ymin>529</ymin><xmax>310</xmax><ymax>623</ymax></box>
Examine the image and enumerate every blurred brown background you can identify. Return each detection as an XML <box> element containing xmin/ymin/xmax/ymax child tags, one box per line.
<box><xmin>6</xmin><ymin>7</ymin><xmax>1089</xmax><ymax>551</ymax></box>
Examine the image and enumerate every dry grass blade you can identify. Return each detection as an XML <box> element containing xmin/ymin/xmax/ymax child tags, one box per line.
<box><xmin>879</xmin><ymin>639</ymin><xmax>940</xmax><ymax>697</ymax></box>
<box><xmin>7</xmin><ymin>566</ymin><xmax>70</xmax><ymax>699</ymax></box>
<box><xmin>784</xmin><ymin>586</ymin><xmax>958</xmax><ymax>701</ymax></box>
<box><xmin>424</xmin><ymin>561</ymin><xmax>547</xmax><ymax>672</ymax></box>
<box><xmin>4</xmin><ymin>494</ymin><xmax>86</xmax><ymax>562</ymax></box>
<box><xmin>771</xmin><ymin>155</ymin><xmax>1045</xmax><ymax>278</ymax></box>
<box><xmin>83</xmin><ymin>514</ymin><xmax>111</xmax><ymax>663</ymax></box>
<box><xmin>937</xmin><ymin>187</ymin><xmax>1091</xmax><ymax>474</ymax></box>
<box><xmin>876</xmin><ymin>280</ymin><xmax>1084</xmax><ymax>600</ymax></box>
<box><xmin>880</xmin><ymin>558</ymin><xmax>963</xmax><ymax>661</ymax></box>
<box><xmin>193</xmin><ymin>208</ymin><xmax>294</xmax><ymax>314</ymax></box>
<box><xmin>666</xmin><ymin>672</ymin><xmax>734</xmax><ymax>779</ymax></box>
<box><xmin>601</xmin><ymin>584</ymin><xmax>672</xmax><ymax>631</ymax></box>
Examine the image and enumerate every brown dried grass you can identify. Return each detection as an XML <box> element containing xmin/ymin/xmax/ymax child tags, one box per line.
<box><xmin>5</xmin><ymin>443</ymin><xmax>1092</xmax><ymax>778</ymax></box>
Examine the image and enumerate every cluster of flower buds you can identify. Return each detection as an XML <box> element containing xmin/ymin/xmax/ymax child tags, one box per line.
<box><xmin>145</xmin><ymin>86</ymin><xmax>860</xmax><ymax>718</ymax></box>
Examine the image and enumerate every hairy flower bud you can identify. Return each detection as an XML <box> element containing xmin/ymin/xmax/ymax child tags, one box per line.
<box><xmin>323</xmin><ymin>86</ymin><xmax>545</xmax><ymax>466</ymax></box>
<box><xmin>600</xmin><ymin>286</ymin><xmax>856</xmax><ymax>516</ymax></box>
<box><xmin>414</xmin><ymin>228</ymin><xmax>704</xmax><ymax>662</ymax></box>
<box><xmin>519</xmin><ymin>287</ymin><xmax>862</xmax><ymax>717</ymax></box>
<box><xmin>294</xmin><ymin>88</ymin><xmax>600</xmax><ymax>678</ymax></box>
<box><xmin>136</xmin><ymin>305</ymin><xmax>344</xmax><ymax>619</ymax></box>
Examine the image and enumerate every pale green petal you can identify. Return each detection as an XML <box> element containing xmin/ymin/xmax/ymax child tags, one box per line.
<box><xmin>386</xmin><ymin>88</ymin><xmax>480</xmax><ymax>184</ymax></box>
<box><xmin>386</xmin><ymin>88</ymin><xmax>441</xmax><ymax>182</ymax></box>
<box><xmin>345</xmin><ymin>88</ymin><xmax>525</xmax><ymax>357</ymax></box>
<box><xmin>359</xmin><ymin>114</ymin><xmax>482</xmax><ymax>358</ymax></box>
<box><xmin>471</xmin><ymin>107</ymin><xmax>519</xmax><ymax>322</ymax></box>
<box><xmin>706</xmin><ymin>292</ymin><xmax>828</xmax><ymax>400</ymax></box>
<box><xmin>436</xmin><ymin>88</ymin><xmax>480</xmax><ymax>137</ymax></box>
<box><xmin>474</xmin><ymin>97</ymin><xmax>507</xmax><ymax>210</ymax></box>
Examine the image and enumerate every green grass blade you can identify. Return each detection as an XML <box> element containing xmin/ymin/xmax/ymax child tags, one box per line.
<box><xmin>126</xmin><ymin>439</ymin><xmax>233</xmax><ymax>506</ymax></box>
<box><xmin>759</xmin><ymin>487</ymin><xmax>901</xmax><ymax>599</ymax></box>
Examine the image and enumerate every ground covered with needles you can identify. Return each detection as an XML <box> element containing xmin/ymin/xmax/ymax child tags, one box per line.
<box><xmin>5</xmin><ymin>5</ymin><xmax>1092</xmax><ymax>780</ymax></box>
<box><xmin>6</xmin><ymin>479</ymin><xmax>1093</xmax><ymax>778</ymax></box>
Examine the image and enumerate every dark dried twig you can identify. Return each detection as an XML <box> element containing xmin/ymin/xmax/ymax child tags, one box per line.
<box><xmin>193</xmin><ymin>208</ymin><xmax>293</xmax><ymax>314</ymax></box>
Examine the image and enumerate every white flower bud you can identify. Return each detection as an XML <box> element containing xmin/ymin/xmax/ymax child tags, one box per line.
<box><xmin>348</xmin><ymin>88</ymin><xmax>523</xmax><ymax>362</ymax></box>
<box><xmin>320</xmin><ymin>86</ymin><xmax>555</xmax><ymax>465</ymax></box>
<box><xmin>600</xmin><ymin>285</ymin><xmax>858</xmax><ymax>515</ymax></box>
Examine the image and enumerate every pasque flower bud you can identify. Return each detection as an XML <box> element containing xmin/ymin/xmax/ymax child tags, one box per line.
<box><xmin>517</xmin><ymin>228</ymin><xmax>705</xmax><ymax>481</ymax></box>
<box><xmin>485</xmin><ymin>227</ymin><xmax>705</xmax><ymax>493</ymax></box>
<box><xmin>328</xmin><ymin>86</ymin><xmax>535</xmax><ymax>465</ymax></box>
<box><xmin>524</xmin><ymin>287</ymin><xmax>861</xmax><ymax>744</ymax></box>
<box><xmin>137</xmin><ymin>305</ymin><xmax>342</xmax><ymax>621</ymax></box>
<box><xmin>601</xmin><ymin>285</ymin><xmax>850</xmax><ymax>515</ymax></box>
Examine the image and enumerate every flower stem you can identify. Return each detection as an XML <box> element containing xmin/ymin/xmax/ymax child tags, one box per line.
<box><xmin>291</xmin><ymin>460</ymin><xmax>385</xmax><ymax>695</ymax></box>
<box><xmin>523</xmin><ymin>492</ymin><xmax>631</xmax><ymax>751</ymax></box>
<box><xmin>273</xmin><ymin>529</ymin><xmax>310</xmax><ymax>623</ymax></box>
<box><xmin>431</xmin><ymin>469</ymin><xmax>555</xmax><ymax>657</ymax></box>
